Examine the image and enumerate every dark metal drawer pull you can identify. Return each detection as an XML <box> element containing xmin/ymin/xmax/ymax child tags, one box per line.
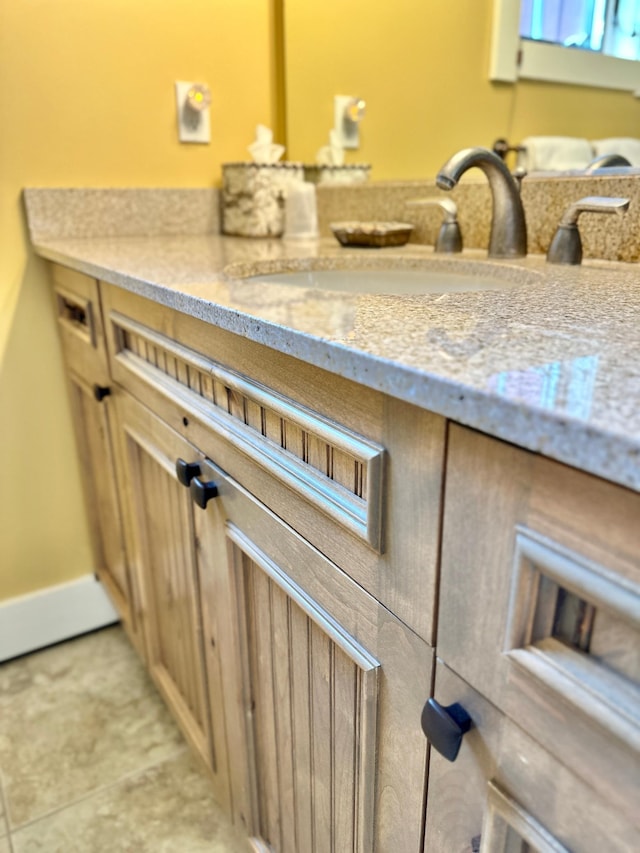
<box><xmin>421</xmin><ymin>698</ymin><xmax>471</xmax><ymax>762</ymax></box>
<box><xmin>175</xmin><ymin>458</ymin><xmax>201</xmax><ymax>487</ymax></box>
<box><xmin>93</xmin><ymin>385</ymin><xmax>111</xmax><ymax>402</ymax></box>
<box><xmin>190</xmin><ymin>476</ymin><xmax>219</xmax><ymax>508</ymax></box>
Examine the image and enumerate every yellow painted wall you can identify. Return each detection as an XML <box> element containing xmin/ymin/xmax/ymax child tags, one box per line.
<box><xmin>1</xmin><ymin>0</ymin><xmax>637</xmax><ymax>604</ymax></box>
<box><xmin>0</xmin><ymin>0</ymin><xmax>275</xmax><ymax>601</ymax></box>
<box><xmin>283</xmin><ymin>0</ymin><xmax>640</xmax><ymax>179</ymax></box>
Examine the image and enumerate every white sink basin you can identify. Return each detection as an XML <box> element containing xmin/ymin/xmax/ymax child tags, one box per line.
<box><xmin>231</xmin><ymin>258</ymin><xmax>538</xmax><ymax>296</ymax></box>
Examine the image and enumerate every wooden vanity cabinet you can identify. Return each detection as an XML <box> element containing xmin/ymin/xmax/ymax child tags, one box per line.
<box><xmin>49</xmin><ymin>264</ymin><xmax>438</xmax><ymax>849</ymax></box>
<box><xmin>48</xmin><ymin>262</ymin><xmax>639</xmax><ymax>852</ymax></box>
<box><xmin>94</xmin><ymin>277</ymin><xmax>439</xmax><ymax>850</ymax></box>
<box><xmin>428</xmin><ymin>424</ymin><xmax>640</xmax><ymax>850</ymax></box>
<box><xmin>114</xmin><ymin>389</ymin><xmax>433</xmax><ymax>853</ymax></box>
<box><xmin>50</xmin><ymin>265</ymin><xmax>140</xmax><ymax>650</ymax></box>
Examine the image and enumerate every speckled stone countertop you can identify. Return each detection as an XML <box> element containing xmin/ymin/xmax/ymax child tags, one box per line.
<box><xmin>27</xmin><ymin>223</ymin><xmax>640</xmax><ymax>494</ymax></box>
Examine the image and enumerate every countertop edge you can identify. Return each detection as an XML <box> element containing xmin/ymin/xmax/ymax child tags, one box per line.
<box><xmin>34</xmin><ymin>240</ymin><xmax>640</xmax><ymax>494</ymax></box>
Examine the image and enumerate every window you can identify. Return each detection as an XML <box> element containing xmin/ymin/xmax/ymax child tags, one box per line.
<box><xmin>520</xmin><ymin>0</ymin><xmax>640</xmax><ymax>62</ymax></box>
<box><xmin>490</xmin><ymin>0</ymin><xmax>640</xmax><ymax>92</ymax></box>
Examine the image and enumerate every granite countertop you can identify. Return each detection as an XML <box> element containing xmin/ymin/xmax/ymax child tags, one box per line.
<box><xmin>31</xmin><ymin>230</ymin><xmax>640</xmax><ymax>493</ymax></box>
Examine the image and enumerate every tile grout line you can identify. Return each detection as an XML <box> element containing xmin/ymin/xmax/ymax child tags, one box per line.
<box><xmin>8</xmin><ymin>745</ymin><xmax>189</xmax><ymax>837</ymax></box>
<box><xmin>0</xmin><ymin>769</ymin><xmax>15</xmax><ymax>853</ymax></box>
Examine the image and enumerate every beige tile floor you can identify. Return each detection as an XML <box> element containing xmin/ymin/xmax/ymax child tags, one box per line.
<box><xmin>0</xmin><ymin>626</ymin><xmax>250</xmax><ymax>852</ymax></box>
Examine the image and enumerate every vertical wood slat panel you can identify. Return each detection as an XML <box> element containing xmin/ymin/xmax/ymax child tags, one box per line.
<box><xmin>160</xmin><ymin>462</ymin><xmax>185</xmax><ymax>700</ymax></box>
<box><xmin>289</xmin><ymin>604</ymin><xmax>314</xmax><ymax>853</ymax></box>
<box><xmin>245</xmin><ymin>398</ymin><xmax>263</xmax><ymax>433</ymax></box>
<box><xmin>228</xmin><ymin>388</ymin><xmax>246</xmax><ymax>423</ymax></box>
<box><xmin>283</xmin><ymin>420</ymin><xmax>305</xmax><ymax>460</ymax></box>
<box><xmin>332</xmin><ymin>449</ymin><xmax>358</xmax><ymax>494</ymax></box>
<box><xmin>131</xmin><ymin>334</ymin><xmax>143</xmax><ymax>359</ymax></box>
<box><xmin>189</xmin><ymin>365</ymin><xmax>202</xmax><ymax>393</ymax></box>
<box><xmin>138</xmin><ymin>447</ymin><xmax>206</xmax><ymax>733</ymax></box>
<box><xmin>311</xmin><ymin>624</ymin><xmax>333</xmax><ymax>852</ymax></box>
<box><xmin>169</xmin><ymin>471</ymin><xmax>199</xmax><ymax>721</ymax></box>
<box><xmin>158</xmin><ymin>346</ymin><xmax>169</xmax><ymax>375</ymax></box>
<box><xmin>214</xmin><ymin>379</ymin><xmax>229</xmax><ymax>411</ymax></box>
<box><xmin>168</xmin><ymin>464</ymin><xmax>191</xmax><ymax>710</ymax></box>
<box><xmin>238</xmin><ymin>547</ymin><xmax>380</xmax><ymax>853</ymax></box>
<box><xmin>177</xmin><ymin>359</ymin><xmax>190</xmax><ymax>388</ymax></box>
<box><xmin>263</xmin><ymin>409</ymin><xmax>283</xmax><ymax>446</ymax></box>
<box><xmin>332</xmin><ymin>652</ymin><xmax>357</xmax><ymax>852</ymax></box>
<box><xmin>167</xmin><ymin>355</ymin><xmax>179</xmax><ymax>380</ymax></box>
<box><xmin>307</xmin><ymin>434</ymin><xmax>330</xmax><ymax>478</ymax></box>
<box><xmin>200</xmin><ymin>373</ymin><xmax>215</xmax><ymax>404</ymax></box>
<box><xmin>270</xmin><ymin>587</ymin><xmax>297</xmax><ymax>853</ymax></box>
<box><xmin>248</xmin><ymin>564</ymin><xmax>281</xmax><ymax>850</ymax></box>
<box><xmin>359</xmin><ymin>462</ymin><xmax>367</xmax><ymax>501</ymax></box>
<box><xmin>143</xmin><ymin>454</ymin><xmax>174</xmax><ymax>675</ymax></box>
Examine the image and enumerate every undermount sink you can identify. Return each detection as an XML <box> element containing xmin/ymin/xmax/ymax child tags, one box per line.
<box><xmin>227</xmin><ymin>257</ymin><xmax>538</xmax><ymax>296</ymax></box>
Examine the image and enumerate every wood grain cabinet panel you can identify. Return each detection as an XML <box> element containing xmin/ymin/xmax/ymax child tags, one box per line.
<box><xmin>51</xmin><ymin>264</ymin><xmax>140</xmax><ymax>651</ymax></box>
<box><xmin>112</xmin><ymin>392</ymin><xmax>233</xmax><ymax>810</ymax></box>
<box><xmin>438</xmin><ymin>425</ymin><xmax>640</xmax><ymax>828</ymax></box>
<box><xmin>101</xmin><ymin>282</ymin><xmax>447</xmax><ymax>646</ymax></box>
<box><xmin>193</xmin><ymin>456</ymin><xmax>434</xmax><ymax>853</ymax></box>
<box><xmin>52</xmin><ymin>265</ymin><xmax>110</xmax><ymax>386</ymax></box>
<box><xmin>65</xmin><ymin>372</ymin><xmax>133</xmax><ymax>627</ymax></box>
<box><xmin>424</xmin><ymin>662</ymin><xmax>638</xmax><ymax>853</ymax></box>
<box><xmin>112</xmin><ymin>391</ymin><xmax>433</xmax><ymax>851</ymax></box>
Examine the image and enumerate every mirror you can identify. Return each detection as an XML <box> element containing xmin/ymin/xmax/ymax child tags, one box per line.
<box><xmin>280</xmin><ymin>0</ymin><xmax>640</xmax><ymax>180</ymax></box>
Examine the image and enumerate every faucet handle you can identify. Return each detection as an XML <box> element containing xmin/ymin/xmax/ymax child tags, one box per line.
<box><xmin>405</xmin><ymin>198</ymin><xmax>462</xmax><ymax>254</ymax></box>
<box><xmin>547</xmin><ymin>196</ymin><xmax>630</xmax><ymax>265</ymax></box>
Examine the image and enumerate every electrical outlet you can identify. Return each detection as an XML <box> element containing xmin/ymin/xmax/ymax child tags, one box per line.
<box><xmin>175</xmin><ymin>81</ymin><xmax>211</xmax><ymax>144</ymax></box>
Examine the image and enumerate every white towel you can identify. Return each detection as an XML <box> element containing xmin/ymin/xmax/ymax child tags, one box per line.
<box><xmin>518</xmin><ymin>136</ymin><xmax>594</xmax><ymax>171</ymax></box>
<box><xmin>591</xmin><ymin>138</ymin><xmax>640</xmax><ymax>166</ymax></box>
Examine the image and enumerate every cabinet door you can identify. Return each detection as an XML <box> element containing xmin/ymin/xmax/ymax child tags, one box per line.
<box><xmin>438</xmin><ymin>425</ymin><xmax>640</xmax><ymax>825</ymax></box>
<box><xmin>424</xmin><ymin>662</ymin><xmax>638</xmax><ymax>853</ymax></box>
<box><xmin>192</xmin><ymin>456</ymin><xmax>434</xmax><ymax>853</ymax></box>
<box><xmin>66</xmin><ymin>371</ymin><xmax>136</xmax><ymax>639</ymax></box>
<box><xmin>113</xmin><ymin>393</ymin><xmax>220</xmax><ymax>787</ymax></box>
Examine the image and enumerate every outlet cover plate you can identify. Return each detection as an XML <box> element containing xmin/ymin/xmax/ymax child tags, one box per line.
<box><xmin>334</xmin><ymin>95</ymin><xmax>360</xmax><ymax>150</ymax></box>
<box><xmin>175</xmin><ymin>81</ymin><xmax>211</xmax><ymax>144</ymax></box>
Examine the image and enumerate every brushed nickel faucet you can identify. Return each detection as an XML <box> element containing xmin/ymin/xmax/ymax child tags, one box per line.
<box><xmin>405</xmin><ymin>197</ymin><xmax>462</xmax><ymax>253</ymax></box>
<box><xmin>546</xmin><ymin>196</ymin><xmax>630</xmax><ymax>265</ymax></box>
<box><xmin>584</xmin><ymin>153</ymin><xmax>632</xmax><ymax>173</ymax></box>
<box><xmin>436</xmin><ymin>147</ymin><xmax>527</xmax><ymax>259</ymax></box>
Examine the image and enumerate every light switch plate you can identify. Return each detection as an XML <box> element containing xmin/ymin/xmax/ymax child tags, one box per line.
<box><xmin>175</xmin><ymin>81</ymin><xmax>211</xmax><ymax>144</ymax></box>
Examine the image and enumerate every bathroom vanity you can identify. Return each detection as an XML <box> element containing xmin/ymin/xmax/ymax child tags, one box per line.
<box><xmin>28</xmin><ymin>185</ymin><xmax>640</xmax><ymax>852</ymax></box>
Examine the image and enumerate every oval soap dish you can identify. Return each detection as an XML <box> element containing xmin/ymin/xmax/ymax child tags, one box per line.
<box><xmin>330</xmin><ymin>221</ymin><xmax>414</xmax><ymax>248</ymax></box>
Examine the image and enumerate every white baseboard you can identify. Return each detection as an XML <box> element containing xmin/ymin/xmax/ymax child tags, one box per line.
<box><xmin>0</xmin><ymin>574</ymin><xmax>119</xmax><ymax>662</ymax></box>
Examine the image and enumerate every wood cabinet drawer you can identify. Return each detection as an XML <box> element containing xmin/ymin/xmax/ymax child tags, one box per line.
<box><xmin>424</xmin><ymin>662</ymin><xmax>638</xmax><ymax>853</ymax></box>
<box><xmin>100</xmin><ymin>282</ymin><xmax>446</xmax><ymax>644</ymax></box>
<box><xmin>438</xmin><ymin>425</ymin><xmax>640</xmax><ymax>826</ymax></box>
<box><xmin>52</xmin><ymin>264</ymin><xmax>110</xmax><ymax>385</ymax></box>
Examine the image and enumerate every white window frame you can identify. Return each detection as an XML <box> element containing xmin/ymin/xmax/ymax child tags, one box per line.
<box><xmin>490</xmin><ymin>0</ymin><xmax>640</xmax><ymax>95</ymax></box>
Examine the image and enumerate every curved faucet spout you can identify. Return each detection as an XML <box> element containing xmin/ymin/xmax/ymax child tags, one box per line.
<box><xmin>584</xmin><ymin>153</ymin><xmax>631</xmax><ymax>173</ymax></box>
<box><xmin>436</xmin><ymin>147</ymin><xmax>527</xmax><ymax>259</ymax></box>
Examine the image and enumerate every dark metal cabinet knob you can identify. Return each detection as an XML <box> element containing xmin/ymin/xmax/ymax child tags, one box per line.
<box><xmin>175</xmin><ymin>458</ymin><xmax>201</xmax><ymax>487</ymax></box>
<box><xmin>93</xmin><ymin>384</ymin><xmax>111</xmax><ymax>402</ymax></box>
<box><xmin>421</xmin><ymin>698</ymin><xmax>471</xmax><ymax>762</ymax></box>
<box><xmin>190</xmin><ymin>476</ymin><xmax>219</xmax><ymax>508</ymax></box>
